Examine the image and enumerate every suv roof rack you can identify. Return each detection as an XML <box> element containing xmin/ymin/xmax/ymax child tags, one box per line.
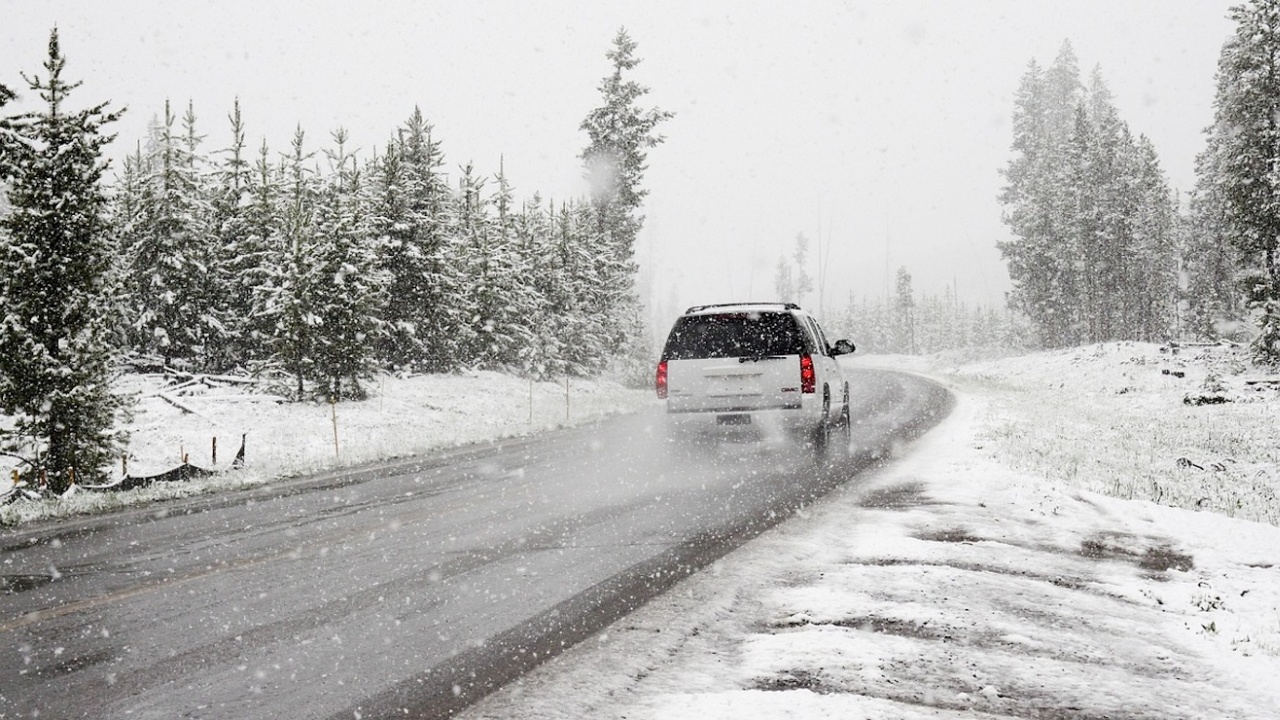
<box><xmin>684</xmin><ymin>302</ymin><xmax>801</xmax><ymax>314</ymax></box>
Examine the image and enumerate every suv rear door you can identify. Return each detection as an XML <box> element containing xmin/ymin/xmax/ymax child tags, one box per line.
<box><xmin>661</xmin><ymin>311</ymin><xmax>810</xmax><ymax>414</ymax></box>
<box><xmin>802</xmin><ymin>314</ymin><xmax>843</xmax><ymax>400</ymax></box>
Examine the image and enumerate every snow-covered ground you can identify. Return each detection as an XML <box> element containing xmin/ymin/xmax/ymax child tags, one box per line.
<box><xmin>5</xmin><ymin>343</ymin><xmax>1280</xmax><ymax>717</ymax></box>
<box><xmin>461</xmin><ymin>343</ymin><xmax>1280</xmax><ymax>719</ymax></box>
<box><xmin>0</xmin><ymin>370</ymin><xmax>651</xmax><ymax>526</ymax></box>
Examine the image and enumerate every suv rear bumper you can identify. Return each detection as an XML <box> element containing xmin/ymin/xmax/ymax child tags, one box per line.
<box><xmin>663</xmin><ymin>402</ymin><xmax>825</xmax><ymax>435</ymax></box>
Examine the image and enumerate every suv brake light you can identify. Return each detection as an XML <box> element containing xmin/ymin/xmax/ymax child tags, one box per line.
<box><xmin>800</xmin><ymin>354</ymin><xmax>816</xmax><ymax>394</ymax></box>
<box><xmin>656</xmin><ymin>360</ymin><xmax>669</xmax><ymax>399</ymax></box>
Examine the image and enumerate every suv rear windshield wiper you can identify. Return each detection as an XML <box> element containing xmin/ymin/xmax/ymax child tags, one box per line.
<box><xmin>739</xmin><ymin>355</ymin><xmax>786</xmax><ymax>363</ymax></box>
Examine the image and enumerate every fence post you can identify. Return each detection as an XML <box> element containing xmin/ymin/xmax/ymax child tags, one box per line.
<box><xmin>330</xmin><ymin>395</ymin><xmax>340</xmax><ymax>460</ymax></box>
<box><xmin>212</xmin><ymin>436</ymin><xmax>218</xmax><ymax>466</ymax></box>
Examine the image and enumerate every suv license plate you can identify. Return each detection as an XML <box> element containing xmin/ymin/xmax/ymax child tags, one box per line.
<box><xmin>717</xmin><ymin>414</ymin><xmax>751</xmax><ymax>426</ymax></box>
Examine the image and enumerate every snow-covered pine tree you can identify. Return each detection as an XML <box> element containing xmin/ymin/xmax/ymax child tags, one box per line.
<box><xmin>240</xmin><ymin>137</ymin><xmax>284</xmax><ymax>366</ymax></box>
<box><xmin>262</xmin><ymin>127</ymin><xmax>321</xmax><ymax>398</ymax></box>
<box><xmin>893</xmin><ymin>266</ymin><xmax>915</xmax><ymax>354</ymax></box>
<box><xmin>792</xmin><ymin>233</ymin><xmax>814</xmax><ymax>308</ymax></box>
<box><xmin>179</xmin><ymin>101</ymin><xmax>228</xmax><ymax>368</ymax></box>
<box><xmin>309</xmin><ymin>129</ymin><xmax>385</xmax><ymax>399</ymax></box>
<box><xmin>0</xmin><ymin>29</ymin><xmax>126</xmax><ymax>490</ymax></box>
<box><xmin>1002</xmin><ymin>42</ymin><xmax>1178</xmax><ymax>349</ymax></box>
<box><xmin>580</xmin><ymin>28</ymin><xmax>671</xmax><ymax>374</ymax></box>
<box><xmin>1185</xmin><ymin>120</ymin><xmax>1244</xmax><ymax>340</ymax></box>
<box><xmin>1200</xmin><ymin>0</ymin><xmax>1280</xmax><ymax>362</ymax></box>
<box><xmin>513</xmin><ymin>195</ymin><xmax>562</xmax><ymax>379</ymax></box>
<box><xmin>534</xmin><ymin>199</ymin><xmax>574</xmax><ymax>378</ymax></box>
<box><xmin>1082</xmin><ymin>72</ymin><xmax>1124</xmax><ymax>341</ymax></box>
<box><xmin>0</xmin><ymin>79</ymin><xmax>15</xmax><ymax>180</ymax></box>
<box><xmin>1062</xmin><ymin>102</ymin><xmax>1098</xmax><ymax>343</ymax></box>
<box><xmin>999</xmin><ymin>59</ymin><xmax>1067</xmax><ymax>348</ymax></box>
<box><xmin>122</xmin><ymin>99</ymin><xmax>218</xmax><ymax>369</ymax></box>
<box><xmin>1044</xmin><ymin>42</ymin><xmax>1083</xmax><ymax>145</ymax></box>
<box><xmin>207</xmin><ymin>99</ymin><xmax>258</xmax><ymax>371</ymax></box>
<box><xmin>451</xmin><ymin>163</ymin><xmax>488</xmax><ymax>365</ymax></box>
<box><xmin>490</xmin><ymin>165</ymin><xmax>539</xmax><ymax>369</ymax></box>
<box><xmin>1127</xmin><ymin>135</ymin><xmax>1178</xmax><ymax>342</ymax></box>
<box><xmin>773</xmin><ymin>256</ymin><xmax>794</xmax><ymax>303</ymax></box>
<box><xmin>110</xmin><ymin>142</ymin><xmax>149</xmax><ymax>349</ymax></box>
<box><xmin>371</xmin><ymin>108</ymin><xmax>458</xmax><ymax>372</ymax></box>
<box><xmin>456</xmin><ymin>161</ymin><xmax>537</xmax><ymax>369</ymax></box>
<box><xmin>580</xmin><ymin>29</ymin><xmax>671</xmax><ymax>268</ymax></box>
<box><xmin>548</xmin><ymin>199</ymin><xmax>609</xmax><ymax>376</ymax></box>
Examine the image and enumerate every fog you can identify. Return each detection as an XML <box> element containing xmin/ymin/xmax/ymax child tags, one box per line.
<box><xmin>2</xmin><ymin>0</ymin><xmax>1235</xmax><ymax>328</ymax></box>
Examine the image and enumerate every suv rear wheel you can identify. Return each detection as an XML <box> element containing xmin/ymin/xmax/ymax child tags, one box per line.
<box><xmin>809</xmin><ymin>385</ymin><xmax>832</xmax><ymax>455</ymax></box>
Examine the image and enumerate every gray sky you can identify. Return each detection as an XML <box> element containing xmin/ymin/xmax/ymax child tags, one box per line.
<box><xmin>2</xmin><ymin>0</ymin><xmax>1238</xmax><ymax>326</ymax></box>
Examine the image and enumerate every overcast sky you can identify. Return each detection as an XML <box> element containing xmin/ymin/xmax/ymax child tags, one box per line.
<box><xmin>2</xmin><ymin>0</ymin><xmax>1238</xmax><ymax>327</ymax></box>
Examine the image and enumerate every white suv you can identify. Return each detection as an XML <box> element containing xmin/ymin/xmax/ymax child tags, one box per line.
<box><xmin>655</xmin><ymin>303</ymin><xmax>855</xmax><ymax>451</ymax></box>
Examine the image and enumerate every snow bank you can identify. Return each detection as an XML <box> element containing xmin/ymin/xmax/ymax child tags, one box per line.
<box><xmin>1</xmin><ymin>370</ymin><xmax>650</xmax><ymax>526</ymax></box>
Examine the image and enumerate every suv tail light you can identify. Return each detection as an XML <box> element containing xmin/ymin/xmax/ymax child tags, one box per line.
<box><xmin>656</xmin><ymin>360</ymin><xmax>669</xmax><ymax>399</ymax></box>
<box><xmin>800</xmin><ymin>354</ymin><xmax>816</xmax><ymax>394</ymax></box>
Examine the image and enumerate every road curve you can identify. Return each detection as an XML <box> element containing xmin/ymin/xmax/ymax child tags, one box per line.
<box><xmin>0</xmin><ymin>368</ymin><xmax>951</xmax><ymax>719</ymax></box>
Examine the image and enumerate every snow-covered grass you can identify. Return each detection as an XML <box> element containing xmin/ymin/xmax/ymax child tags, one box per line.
<box><xmin>461</xmin><ymin>343</ymin><xmax>1280</xmax><ymax>719</ymax></box>
<box><xmin>944</xmin><ymin>342</ymin><xmax>1280</xmax><ymax>526</ymax></box>
<box><xmin>0</xmin><ymin>370</ymin><xmax>650</xmax><ymax>526</ymax></box>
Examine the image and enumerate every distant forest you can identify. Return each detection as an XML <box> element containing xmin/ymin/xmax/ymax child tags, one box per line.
<box><xmin>1000</xmin><ymin>5</ymin><xmax>1280</xmax><ymax>365</ymax></box>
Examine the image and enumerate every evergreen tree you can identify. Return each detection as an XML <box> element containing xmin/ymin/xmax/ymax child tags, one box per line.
<box><xmin>792</xmin><ymin>233</ymin><xmax>814</xmax><ymax>307</ymax></box>
<box><xmin>0</xmin><ymin>80</ymin><xmax>16</xmax><ymax>180</ymax></box>
<box><xmin>1045</xmin><ymin>42</ymin><xmax>1084</xmax><ymax>142</ymax></box>
<box><xmin>1062</xmin><ymin>102</ymin><xmax>1097</xmax><ymax>343</ymax></box>
<box><xmin>1128</xmin><ymin>135</ymin><xmax>1178</xmax><ymax>341</ymax></box>
<box><xmin>370</xmin><ymin>108</ymin><xmax>458</xmax><ymax>372</ymax></box>
<box><xmin>544</xmin><ymin>198</ymin><xmax>610</xmax><ymax>376</ymax></box>
<box><xmin>455</xmin><ymin>161</ymin><xmax>536</xmax><ymax>369</ymax></box>
<box><xmin>999</xmin><ymin>58</ymin><xmax>1071</xmax><ymax>347</ymax></box>
<box><xmin>1000</xmin><ymin>41</ymin><xmax>1178</xmax><ymax>349</ymax></box>
<box><xmin>581</xmin><ymin>28</ymin><xmax>672</xmax><ymax>263</ymax></box>
<box><xmin>262</xmin><ymin>127</ymin><xmax>321</xmax><ymax>398</ymax></box>
<box><xmin>1200</xmin><ymin>0</ymin><xmax>1280</xmax><ymax>361</ymax></box>
<box><xmin>580</xmin><ymin>28</ymin><xmax>672</xmax><ymax>368</ymax></box>
<box><xmin>489</xmin><ymin>164</ymin><xmax>539</xmax><ymax>368</ymax></box>
<box><xmin>512</xmin><ymin>194</ymin><xmax>561</xmax><ymax>378</ymax></box>
<box><xmin>0</xmin><ymin>29</ymin><xmax>125</xmax><ymax>490</ymax></box>
<box><xmin>774</xmin><ymin>256</ymin><xmax>794</xmax><ymax>302</ymax></box>
<box><xmin>208</xmin><ymin>99</ymin><xmax>257</xmax><ymax>371</ymax></box>
<box><xmin>771</xmin><ymin>232</ymin><xmax>814</xmax><ymax>307</ymax></box>
<box><xmin>451</xmin><ymin>163</ymin><xmax>487</xmax><ymax>364</ymax></box>
<box><xmin>894</xmin><ymin>266</ymin><xmax>915</xmax><ymax>353</ymax></box>
<box><xmin>1186</xmin><ymin>119</ymin><xmax>1243</xmax><ymax>339</ymax></box>
<box><xmin>122</xmin><ymin>99</ymin><xmax>218</xmax><ymax>368</ymax></box>
<box><xmin>240</xmin><ymin>137</ymin><xmax>284</xmax><ymax>366</ymax></box>
<box><xmin>109</xmin><ymin>143</ymin><xmax>149</xmax><ymax>349</ymax></box>
<box><xmin>310</xmin><ymin>129</ymin><xmax>384</xmax><ymax>398</ymax></box>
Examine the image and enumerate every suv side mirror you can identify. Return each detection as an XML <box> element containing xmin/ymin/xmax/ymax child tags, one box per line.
<box><xmin>832</xmin><ymin>339</ymin><xmax>856</xmax><ymax>356</ymax></box>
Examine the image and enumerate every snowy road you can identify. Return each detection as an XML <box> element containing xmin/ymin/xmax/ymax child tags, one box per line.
<box><xmin>0</xmin><ymin>368</ymin><xmax>949</xmax><ymax>719</ymax></box>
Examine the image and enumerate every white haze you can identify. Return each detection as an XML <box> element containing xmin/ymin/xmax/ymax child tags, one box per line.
<box><xmin>0</xmin><ymin>0</ymin><xmax>1237</xmax><ymax>332</ymax></box>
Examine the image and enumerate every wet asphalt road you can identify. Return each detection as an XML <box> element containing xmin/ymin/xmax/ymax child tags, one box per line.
<box><xmin>0</xmin><ymin>368</ymin><xmax>950</xmax><ymax>719</ymax></box>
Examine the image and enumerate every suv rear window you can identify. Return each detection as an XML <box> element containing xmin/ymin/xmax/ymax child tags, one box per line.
<box><xmin>662</xmin><ymin>312</ymin><xmax>808</xmax><ymax>360</ymax></box>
